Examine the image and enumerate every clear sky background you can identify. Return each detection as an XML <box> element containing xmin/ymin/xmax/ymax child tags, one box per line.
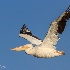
<box><xmin>0</xmin><ymin>0</ymin><xmax>70</xmax><ymax>70</ymax></box>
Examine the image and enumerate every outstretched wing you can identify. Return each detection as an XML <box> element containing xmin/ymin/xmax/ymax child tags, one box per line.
<box><xmin>19</xmin><ymin>24</ymin><xmax>42</xmax><ymax>45</ymax></box>
<box><xmin>41</xmin><ymin>5</ymin><xmax>70</xmax><ymax>49</ymax></box>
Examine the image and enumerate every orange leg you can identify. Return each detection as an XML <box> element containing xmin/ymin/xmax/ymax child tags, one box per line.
<box><xmin>56</xmin><ymin>50</ymin><xmax>65</xmax><ymax>55</ymax></box>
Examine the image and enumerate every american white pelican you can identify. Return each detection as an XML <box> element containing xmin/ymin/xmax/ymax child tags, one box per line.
<box><xmin>11</xmin><ymin>5</ymin><xmax>70</xmax><ymax>58</ymax></box>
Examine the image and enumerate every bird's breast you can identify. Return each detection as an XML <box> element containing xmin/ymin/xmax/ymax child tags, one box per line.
<box><xmin>33</xmin><ymin>47</ymin><xmax>59</xmax><ymax>58</ymax></box>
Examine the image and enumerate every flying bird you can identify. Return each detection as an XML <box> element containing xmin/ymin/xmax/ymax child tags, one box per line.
<box><xmin>11</xmin><ymin>5</ymin><xmax>70</xmax><ymax>58</ymax></box>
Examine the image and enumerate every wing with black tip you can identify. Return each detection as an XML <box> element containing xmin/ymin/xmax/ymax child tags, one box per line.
<box><xmin>41</xmin><ymin>5</ymin><xmax>70</xmax><ymax>49</ymax></box>
<box><xmin>19</xmin><ymin>24</ymin><xmax>42</xmax><ymax>45</ymax></box>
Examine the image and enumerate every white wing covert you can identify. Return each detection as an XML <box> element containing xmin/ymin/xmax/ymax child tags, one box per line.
<box><xmin>19</xmin><ymin>24</ymin><xmax>42</xmax><ymax>45</ymax></box>
<box><xmin>41</xmin><ymin>5</ymin><xmax>70</xmax><ymax>49</ymax></box>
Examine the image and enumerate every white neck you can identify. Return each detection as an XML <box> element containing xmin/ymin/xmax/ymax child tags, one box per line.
<box><xmin>25</xmin><ymin>48</ymin><xmax>35</xmax><ymax>55</ymax></box>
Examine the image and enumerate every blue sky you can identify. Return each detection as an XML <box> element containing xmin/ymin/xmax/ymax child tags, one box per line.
<box><xmin>0</xmin><ymin>0</ymin><xmax>70</xmax><ymax>70</ymax></box>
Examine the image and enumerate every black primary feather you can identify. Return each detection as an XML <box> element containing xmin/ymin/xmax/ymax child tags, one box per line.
<box><xmin>20</xmin><ymin>24</ymin><xmax>41</xmax><ymax>40</ymax></box>
<box><xmin>57</xmin><ymin>5</ymin><xmax>70</xmax><ymax>34</ymax></box>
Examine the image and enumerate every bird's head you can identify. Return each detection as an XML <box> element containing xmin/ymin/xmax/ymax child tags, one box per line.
<box><xmin>10</xmin><ymin>44</ymin><xmax>33</xmax><ymax>52</ymax></box>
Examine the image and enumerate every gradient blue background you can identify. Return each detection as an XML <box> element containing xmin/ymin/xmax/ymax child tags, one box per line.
<box><xmin>0</xmin><ymin>0</ymin><xmax>70</xmax><ymax>70</ymax></box>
